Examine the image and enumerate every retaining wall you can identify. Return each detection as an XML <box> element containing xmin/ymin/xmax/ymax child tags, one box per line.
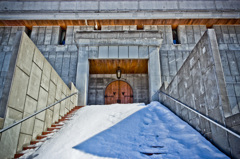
<box><xmin>0</xmin><ymin>31</ymin><xmax>78</xmax><ymax>159</ymax></box>
<box><xmin>159</xmin><ymin>29</ymin><xmax>239</xmax><ymax>158</ymax></box>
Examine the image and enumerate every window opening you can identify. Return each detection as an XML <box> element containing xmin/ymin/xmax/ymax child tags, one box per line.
<box><xmin>172</xmin><ymin>29</ymin><xmax>180</xmax><ymax>44</ymax></box>
<box><xmin>59</xmin><ymin>29</ymin><xmax>66</xmax><ymax>45</ymax></box>
<box><xmin>27</xmin><ymin>29</ymin><xmax>32</xmax><ymax>38</ymax></box>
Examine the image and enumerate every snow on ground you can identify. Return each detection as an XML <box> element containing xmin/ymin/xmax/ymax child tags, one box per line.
<box><xmin>23</xmin><ymin>102</ymin><xmax>229</xmax><ymax>159</ymax></box>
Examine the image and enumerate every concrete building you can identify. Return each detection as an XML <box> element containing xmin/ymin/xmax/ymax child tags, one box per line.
<box><xmin>0</xmin><ymin>0</ymin><xmax>239</xmax><ymax>158</ymax></box>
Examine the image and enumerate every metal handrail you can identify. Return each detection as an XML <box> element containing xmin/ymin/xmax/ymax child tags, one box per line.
<box><xmin>0</xmin><ymin>92</ymin><xmax>78</xmax><ymax>133</ymax></box>
<box><xmin>159</xmin><ymin>90</ymin><xmax>240</xmax><ymax>139</ymax></box>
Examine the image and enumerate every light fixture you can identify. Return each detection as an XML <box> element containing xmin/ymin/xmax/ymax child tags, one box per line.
<box><xmin>116</xmin><ymin>67</ymin><xmax>121</xmax><ymax>79</ymax></box>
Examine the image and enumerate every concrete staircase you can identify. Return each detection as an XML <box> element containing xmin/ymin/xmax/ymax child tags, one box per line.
<box><xmin>14</xmin><ymin>106</ymin><xmax>84</xmax><ymax>158</ymax></box>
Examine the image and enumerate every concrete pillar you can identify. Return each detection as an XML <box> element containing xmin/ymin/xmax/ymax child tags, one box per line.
<box><xmin>76</xmin><ymin>46</ymin><xmax>89</xmax><ymax>106</ymax></box>
<box><xmin>148</xmin><ymin>46</ymin><xmax>161</xmax><ymax>101</ymax></box>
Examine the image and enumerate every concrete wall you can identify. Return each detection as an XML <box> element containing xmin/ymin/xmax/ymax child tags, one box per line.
<box><xmin>144</xmin><ymin>25</ymin><xmax>207</xmax><ymax>85</ymax></box>
<box><xmin>0</xmin><ymin>31</ymin><xmax>78</xmax><ymax>158</ymax></box>
<box><xmin>30</xmin><ymin>26</ymin><xmax>80</xmax><ymax>86</ymax></box>
<box><xmin>0</xmin><ymin>26</ymin><xmax>28</xmax><ymax>117</ymax></box>
<box><xmin>0</xmin><ymin>1</ymin><xmax>239</xmax><ymax>20</ymax></box>
<box><xmin>213</xmin><ymin>25</ymin><xmax>240</xmax><ymax>116</ymax></box>
<box><xmin>88</xmin><ymin>74</ymin><xmax>149</xmax><ymax>105</ymax></box>
<box><xmin>74</xmin><ymin>28</ymin><xmax>162</xmax><ymax>105</ymax></box>
<box><xmin>159</xmin><ymin>29</ymin><xmax>239</xmax><ymax>158</ymax></box>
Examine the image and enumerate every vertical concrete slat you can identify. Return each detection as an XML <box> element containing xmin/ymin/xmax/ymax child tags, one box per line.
<box><xmin>65</xmin><ymin>26</ymin><xmax>73</xmax><ymax>45</ymax></box>
<box><xmin>149</xmin><ymin>46</ymin><xmax>161</xmax><ymax>101</ymax></box>
<box><xmin>51</xmin><ymin>26</ymin><xmax>61</xmax><ymax>45</ymax></box>
<box><xmin>186</xmin><ymin>26</ymin><xmax>195</xmax><ymax>44</ymax></box>
<box><xmin>1</xmin><ymin>27</ymin><xmax>11</xmax><ymax>46</ymax></box>
<box><xmin>0</xmin><ymin>27</ymin><xmax>4</xmax><ymax>44</ymax></box>
<box><xmin>30</xmin><ymin>26</ymin><xmax>39</xmax><ymax>44</ymax></box>
<box><xmin>228</xmin><ymin>26</ymin><xmax>238</xmax><ymax>44</ymax></box>
<box><xmin>44</xmin><ymin>26</ymin><xmax>52</xmax><ymax>45</ymax></box>
<box><xmin>193</xmin><ymin>25</ymin><xmax>201</xmax><ymax>44</ymax></box>
<box><xmin>37</xmin><ymin>27</ymin><xmax>46</xmax><ymax>45</ymax></box>
<box><xmin>221</xmin><ymin>26</ymin><xmax>230</xmax><ymax>44</ymax></box>
<box><xmin>62</xmin><ymin>52</ymin><xmax>70</xmax><ymax>84</ymax></box>
<box><xmin>76</xmin><ymin>46</ymin><xmax>89</xmax><ymax>105</ymax></box>
<box><xmin>178</xmin><ymin>25</ymin><xmax>187</xmax><ymax>44</ymax></box>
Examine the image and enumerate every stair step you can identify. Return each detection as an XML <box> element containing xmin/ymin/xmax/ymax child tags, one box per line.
<box><xmin>14</xmin><ymin>153</ymin><xmax>24</xmax><ymax>158</ymax></box>
<box><xmin>47</xmin><ymin>127</ymin><xmax>61</xmax><ymax>131</ymax></box>
<box><xmin>13</xmin><ymin>106</ymin><xmax>84</xmax><ymax>158</ymax></box>
<box><xmin>51</xmin><ymin>124</ymin><xmax>63</xmax><ymax>127</ymax></box>
<box><xmin>37</xmin><ymin>135</ymin><xmax>48</xmax><ymax>140</ymax></box>
<box><xmin>42</xmin><ymin>131</ymin><xmax>53</xmax><ymax>135</ymax></box>
<box><xmin>23</xmin><ymin>146</ymin><xmax>36</xmax><ymax>150</ymax></box>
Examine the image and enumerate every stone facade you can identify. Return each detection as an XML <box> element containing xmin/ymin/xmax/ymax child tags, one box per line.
<box><xmin>159</xmin><ymin>29</ymin><xmax>239</xmax><ymax>158</ymax></box>
<box><xmin>0</xmin><ymin>32</ymin><xmax>78</xmax><ymax>158</ymax></box>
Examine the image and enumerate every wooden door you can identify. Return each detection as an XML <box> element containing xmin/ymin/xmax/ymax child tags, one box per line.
<box><xmin>105</xmin><ymin>81</ymin><xmax>133</xmax><ymax>104</ymax></box>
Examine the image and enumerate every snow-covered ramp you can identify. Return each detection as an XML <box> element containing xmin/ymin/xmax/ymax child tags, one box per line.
<box><xmin>24</xmin><ymin>102</ymin><xmax>228</xmax><ymax>159</ymax></box>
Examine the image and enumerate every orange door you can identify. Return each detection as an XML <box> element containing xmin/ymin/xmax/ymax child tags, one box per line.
<box><xmin>105</xmin><ymin>81</ymin><xmax>133</xmax><ymax>104</ymax></box>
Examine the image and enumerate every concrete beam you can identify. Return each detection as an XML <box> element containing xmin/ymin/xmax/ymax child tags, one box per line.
<box><xmin>0</xmin><ymin>12</ymin><xmax>239</xmax><ymax>20</ymax></box>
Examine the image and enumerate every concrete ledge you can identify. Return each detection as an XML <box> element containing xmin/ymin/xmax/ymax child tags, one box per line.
<box><xmin>0</xmin><ymin>11</ymin><xmax>239</xmax><ymax>20</ymax></box>
<box><xmin>76</xmin><ymin>39</ymin><xmax>163</xmax><ymax>46</ymax></box>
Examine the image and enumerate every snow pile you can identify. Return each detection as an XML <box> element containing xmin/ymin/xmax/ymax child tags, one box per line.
<box><xmin>24</xmin><ymin>102</ymin><xmax>228</xmax><ymax>159</ymax></box>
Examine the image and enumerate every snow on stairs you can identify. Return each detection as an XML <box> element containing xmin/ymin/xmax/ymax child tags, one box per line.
<box><xmin>14</xmin><ymin>106</ymin><xmax>84</xmax><ymax>159</ymax></box>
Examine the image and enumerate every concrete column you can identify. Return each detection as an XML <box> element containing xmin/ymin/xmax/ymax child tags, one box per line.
<box><xmin>76</xmin><ymin>46</ymin><xmax>89</xmax><ymax>106</ymax></box>
<box><xmin>148</xmin><ymin>46</ymin><xmax>161</xmax><ymax>101</ymax></box>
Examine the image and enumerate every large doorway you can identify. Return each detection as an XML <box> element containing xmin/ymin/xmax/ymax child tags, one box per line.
<box><xmin>105</xmin><ymin>81</ymin><xmax>133</xmax><ymax>104</ymax></box>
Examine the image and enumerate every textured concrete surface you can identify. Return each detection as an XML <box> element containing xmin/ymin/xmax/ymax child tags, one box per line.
<box><xmin>30</xmin><ymin>26</ymin><xmax>78</xmax><ymax>87</ymax></box>
<box><xmin>214</xmin><ymin>25</ymin><xmax>240</xmax><ymax>116</ymax></box>
<box><xmin>0</xmin><ymin>27</ymin><xmax>27</xmax><ymax>117</ymax></box>
<box><xmin>0</xmin><ymin>1</ymin><xmax>239</xmax><ymax>20</ymax></box>
<box><xmin>144</xmin><ymin>25</ymin><xmax>207</xmax><ymax>86</ymax></box>
<box><xmin>74</xmin><ymin>28</ymin><xmax>162</xmax><ymax>105</ymax></box>
<box><xmin>0</xmin><ymin>31</ymin><xmax>78</xmax><ymax>158</ymax></box>
<box><xmin>159</xmin><ymin>29</ymin><xmax>239</xmax><ymax>158</ymax></box>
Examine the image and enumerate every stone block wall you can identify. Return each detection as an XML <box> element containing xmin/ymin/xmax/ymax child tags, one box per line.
<box><xmin>0</xmin><ymin>26</ymin><xmax>28</xmax><ymax>117</ymax></box>
<box><xmin>159</xmin><ymin>29</ymin><xmax>239</xmax><ymax>158</ymax></box>
<box><xmin>144</xmin><ymin>25</ymin><xmax>207</xmax><ymax>85</ymax></box>
<box><xmin>0</xmin><ymin>31</ymin><xmax>78</xmax><ymax>158</ymax></box>
<box><xmin>213</xmin><ymin>25</ymin><xmax>240</xmax><ymax>117</ymax></box>
<box><xmin>29</xmin><ymin>26</ymin><xmax>89</xmax><ymax>86</ymax></box>
<box><xmin>88</xmin><ymin>74</ymin><xmax>149</xmax><ymax>105</ymax></box>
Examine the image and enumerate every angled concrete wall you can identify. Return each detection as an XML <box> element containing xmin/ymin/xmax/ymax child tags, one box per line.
<box><xmin>213</xmin><ymin>25</ymin><xmax>240</xmax><ymax>118</ymax></box>
<box><xmin>159</xmin><ymin>29</ymin><xmax>239</xmax><ymax>158</ymax></box>
<box><xmin>0</xmin><ymin>31</ymin><xmax>78</xmax><ymax>159</ymax></box>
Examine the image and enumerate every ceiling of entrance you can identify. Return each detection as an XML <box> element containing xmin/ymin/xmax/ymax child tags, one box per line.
<box><xmin>89</xmin><ymin>59</ymin><xmax>148</xmax><ymax>74</ymax></box>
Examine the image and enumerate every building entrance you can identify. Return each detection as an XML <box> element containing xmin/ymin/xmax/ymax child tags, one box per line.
<box><xmin>105</xmin><ymin>81</ymin><xmax>133</xmax><ymax>104</ymax></box>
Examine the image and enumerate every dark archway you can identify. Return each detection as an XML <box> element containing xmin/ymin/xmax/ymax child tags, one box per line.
<box><xmin>104</xmin><ymin>80</ymin><xmax>133</xmax><ymax>104</ymax></box>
